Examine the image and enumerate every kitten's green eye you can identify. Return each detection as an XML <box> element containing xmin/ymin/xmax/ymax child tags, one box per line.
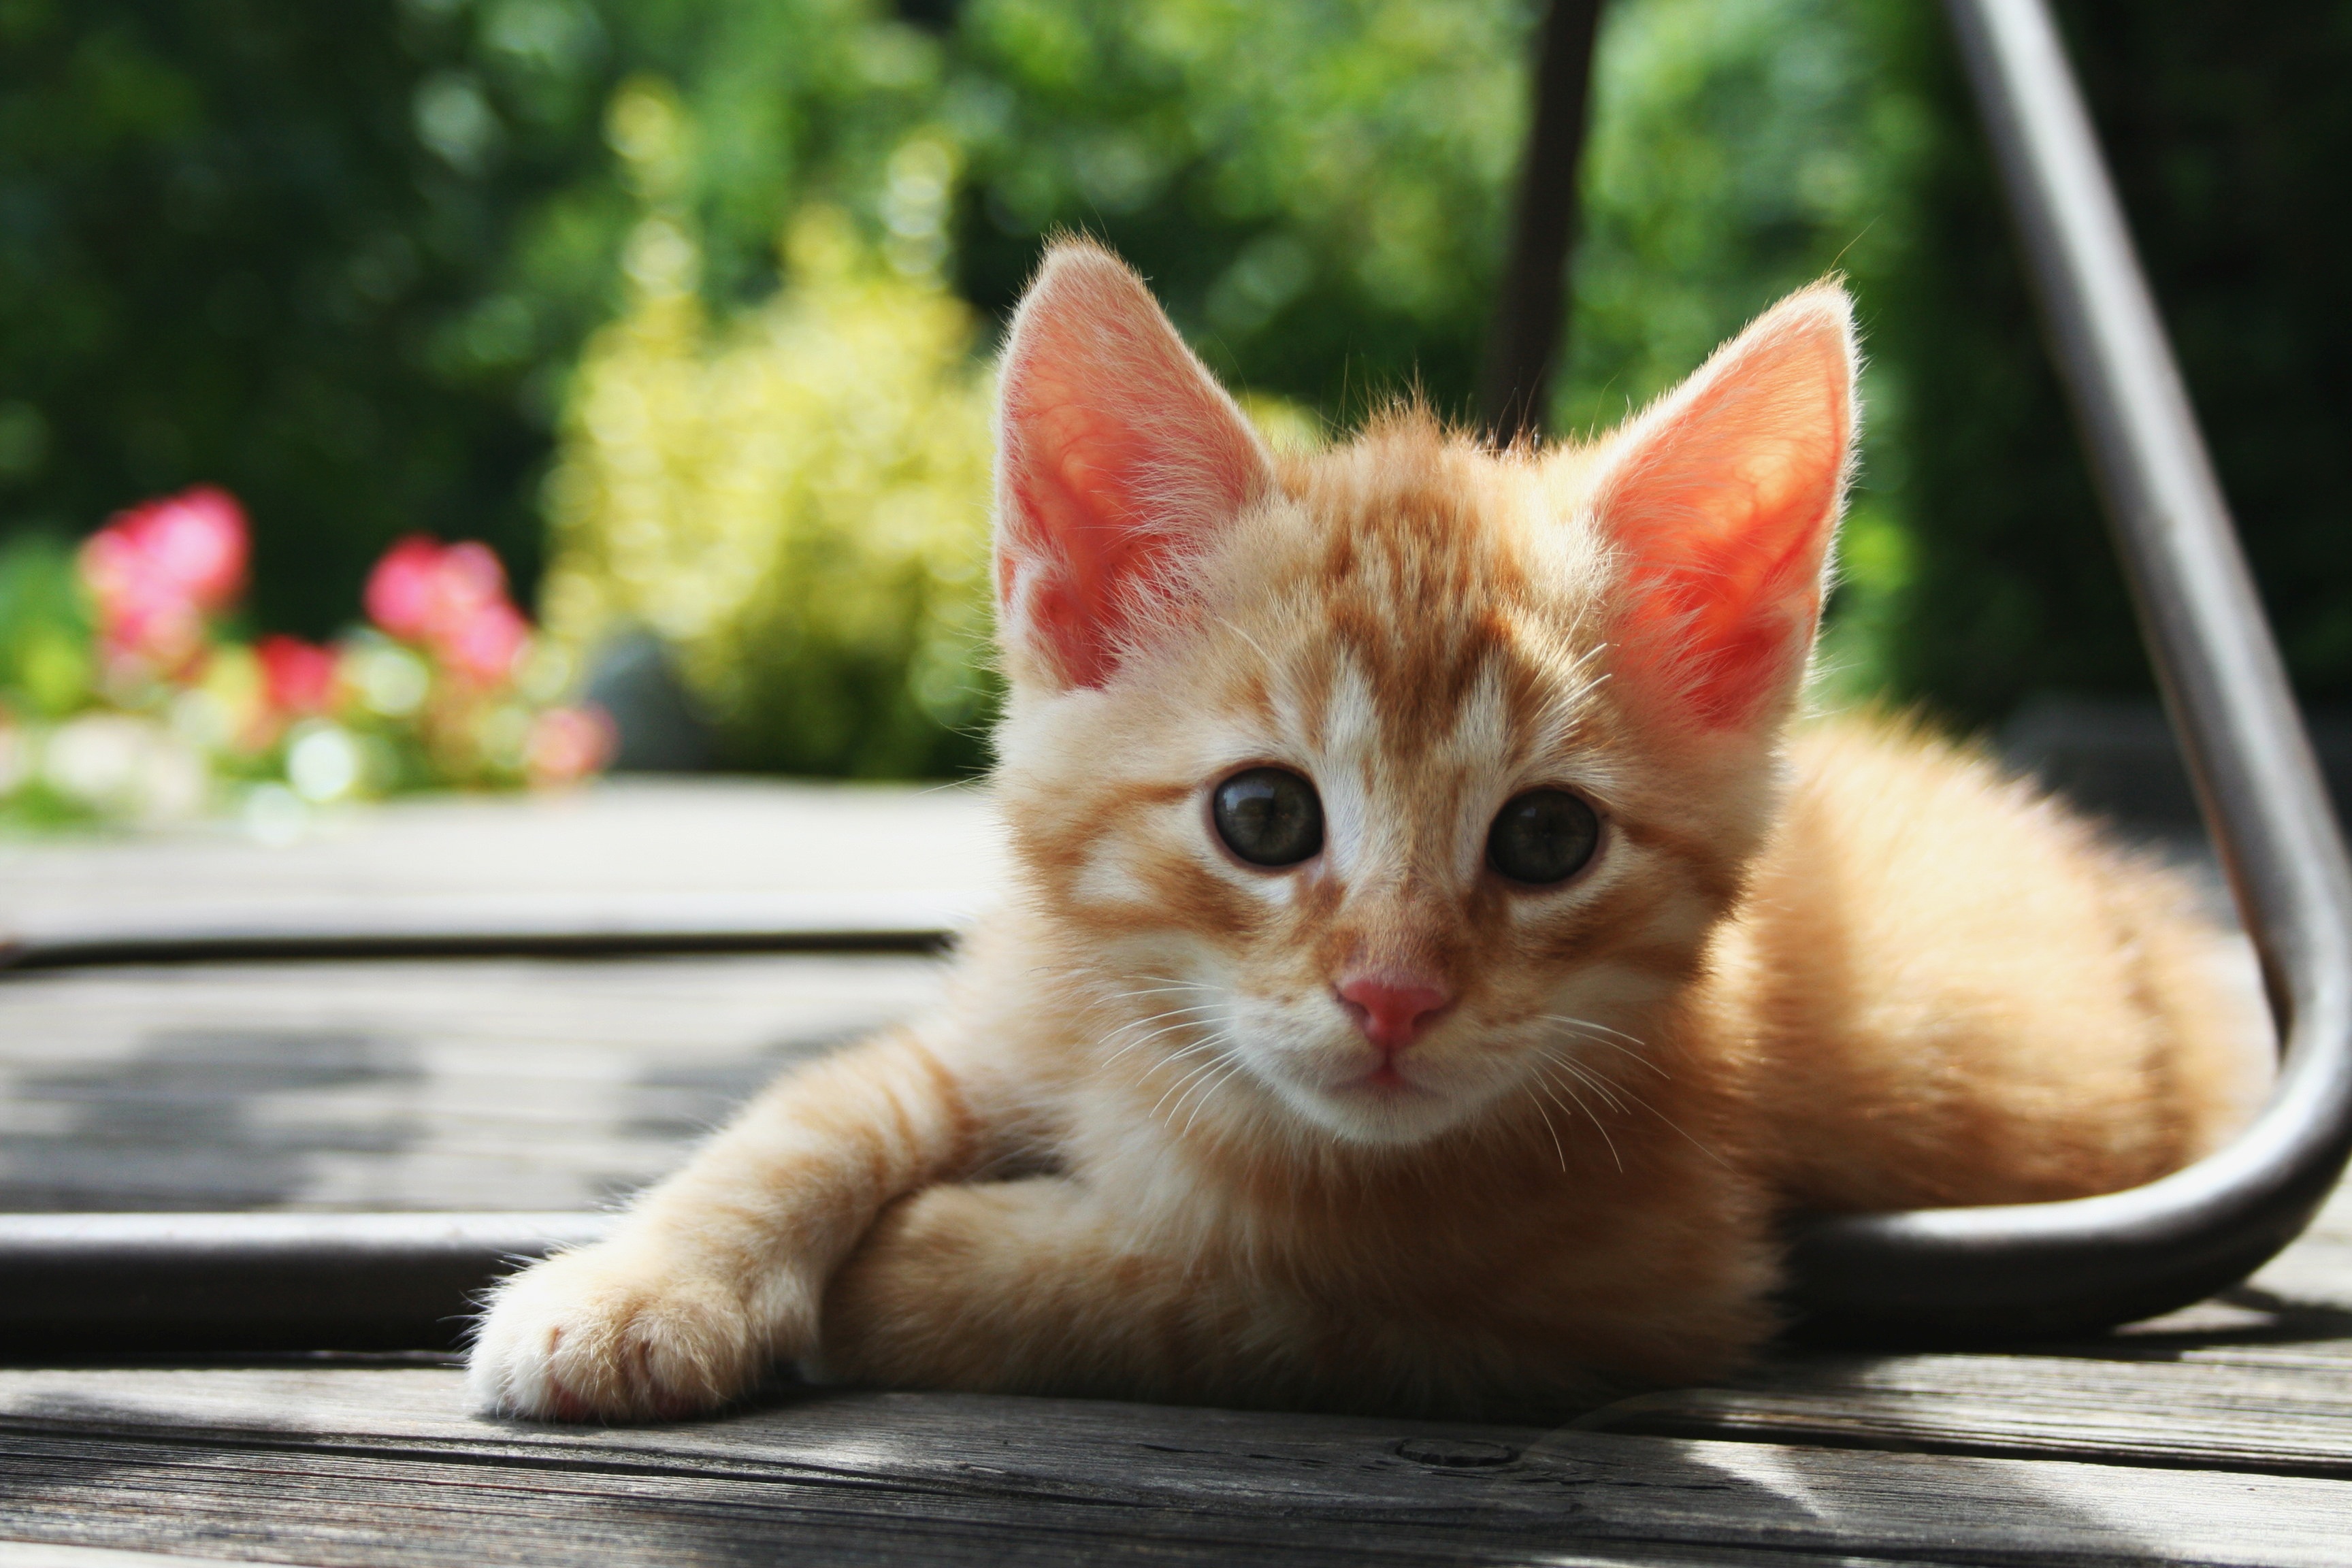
<box><xmin>1488</xmin><ymin>789</ymin><xmax>1601</xmax><ymax>885</ymax></box>
<box><xmin>1212</xmin><ymin>768</ymin><xmax>1324</xmax><ymax>868</ymax></box>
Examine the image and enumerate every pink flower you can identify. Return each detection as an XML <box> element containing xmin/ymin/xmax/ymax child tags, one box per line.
<box><xmin>362</xmin><ymin>536</ymin><xmax>531</xmax><ymax>685</ymax></box>
<box><xmin>82</xmin><ymin>542</ymin><xmax>203</xmax><ymax>670</ymax></box>
<box><xmin>436</xmin><ymin>541</ymin><xmax>510</xmax><ymax>612</ymax></box>
<box><xmin>80</xmin><ymin>485</ymin><xmax>251</xmax><ymax>678</ymax></box>
<box><xmin>362</xmin><ymin>536</ymin><xmax>447</xmax><ymax>642</ymax></box>
<box><xmin>442</xmin><ymin>599</ymin><xmax>530</xmax><ymax>683</ymax></box>
<box><xmin>257</xmin><ymin>635</ymin><xmax>340</xmax><ymax>716</ymax></box>
<box><xmin>132</xmin><ymin>487</ymin><xmax>248</xmax><ymax>612</ymax></box>
<box><xmin>525</xmin><ymin>704</ymin><xmax>617</xmax><ymax>787</ymax></box>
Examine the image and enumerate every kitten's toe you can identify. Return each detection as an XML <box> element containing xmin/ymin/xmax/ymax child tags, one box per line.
<box><xmin>466</xmin><ymin>1245</ymin><xmax>777</xmax><ymax>1422</ymax></box>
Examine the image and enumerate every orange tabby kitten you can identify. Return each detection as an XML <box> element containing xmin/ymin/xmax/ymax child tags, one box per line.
<box><xmin>469</xmin><ymin>241</ymin><xmax>2254</xmax><ymax>1421</ymax></box>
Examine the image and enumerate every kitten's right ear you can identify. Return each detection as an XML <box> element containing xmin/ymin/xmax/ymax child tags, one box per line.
<box><xmin>994</xmin><ymin>240</ymin><xmax>1275</xmax><ymax>690</ymax></box>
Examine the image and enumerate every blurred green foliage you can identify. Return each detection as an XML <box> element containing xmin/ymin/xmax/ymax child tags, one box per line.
<box><xmin>943</xmin><ymin>0</ymin><xmax>1531</xmax><ymax>423</ymax></box>
<box><xmin>0</xmin><ymin>0</ymin><xmax>945</xmax><ymax>638</ymax></box>
<box><xmin>540</xmin><ymin>183</ymin><xmax>998</xmax><ymax>778</ymax></box>
<box><xmin>5</xmin><ymin>0</ymin><xmax>2349</xmax><ymax>772</ymax></box>
<box><xmin>1867</xmin><ymin>1</ymin><xmax>2352</xmax><ymax>721</ymax></box>
<box><xmin>0</xmin><ymin>534</ymin><xmax>93</xmax><ymax>721</ymax></box>
<box><xmin>1550</xmin><ymin>0</ymin><xmax>2352</xmax><ymax>723</ymax></box>
<box><xmin>536</xmin><ymin>0</ymin><xmax>1545</xmax><ymax>774</ymax></box>
<box><xmin>1548</xmin><ymin>0</ymin><xmax>1930</xmax><ymax>702</ymax></box>
<box><xmin>1</xmin><ymin>0</ymin><xmax>1529</xmax><ymax>659</ymax></box>
<box><xmin>1557</xmin><ymin>0</ymin><xmax>1923</xmax><ymax>428</ymax></box>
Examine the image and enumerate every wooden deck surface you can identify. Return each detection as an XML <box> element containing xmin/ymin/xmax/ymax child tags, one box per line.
<box><xmin>3</xmin><ymin>781</ymin><xmax>2348</xmax><ymax>1566</ymax></box>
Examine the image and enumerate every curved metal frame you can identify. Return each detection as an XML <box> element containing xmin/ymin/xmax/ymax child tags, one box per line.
<box><xmin>0</xmin><ymin>0</ymin><xmax>2345</xmax><ymax>1351</ymax></box>
<box><xmin>1788</xmin><ymin>0</ymin><xmax>2352</xmax><ymax>1341</ymax></box>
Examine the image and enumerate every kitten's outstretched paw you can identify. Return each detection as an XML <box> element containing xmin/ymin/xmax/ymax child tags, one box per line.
<box><xmin>466</xmin><ymin>1245</ymin><xmax>790</xmax><ymax>1422</ymax></box>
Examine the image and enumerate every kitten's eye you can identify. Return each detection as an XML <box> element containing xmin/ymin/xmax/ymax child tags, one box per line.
<box><xmin>1488</xmin><ymin>789</ymin><xmax>1601</xmax><ymax>885</ymax></box>
<box><xmin>1211</xmin><ymin>768</ymin><xmax>1324</xmax><ymax>868</ymax></box>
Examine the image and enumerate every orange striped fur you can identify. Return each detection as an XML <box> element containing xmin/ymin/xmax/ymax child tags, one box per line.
<box><xmin>470</xmin><ymin>242</ymin><xmax>2262</xmax><ymax>1422</ymax></box>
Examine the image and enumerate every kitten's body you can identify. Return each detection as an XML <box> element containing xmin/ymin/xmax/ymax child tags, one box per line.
<box><xmin>470</xmin><ymin>246</ymin><xmax>2255</xmax><ymax>1422</ymax></box>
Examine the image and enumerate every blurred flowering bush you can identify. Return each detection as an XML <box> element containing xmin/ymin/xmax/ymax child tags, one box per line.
<box><xmin>0</xmin><ymin>489</ymin><xmax>610</xmax><ymax>832</ymax></box>
<box><xmin>538</xmin><ymin>84</ymin><xmax>998</xmax><ymax>778</ymax></box>
<box><xmin>536</xmin><ymin>83</ymin><xmax>1343</xmax><ymax>778</ymax></box>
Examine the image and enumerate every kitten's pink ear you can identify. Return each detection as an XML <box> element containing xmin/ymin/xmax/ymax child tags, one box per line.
<box><xmin>994</xmin><ymin>240</ymin><xmax>1275</xmax><ymax>689</ymax></box>
<box><xmin>1589</xmin><ymin>283</ymin><xmax>1858</xmax><ymax>735</ymax></box>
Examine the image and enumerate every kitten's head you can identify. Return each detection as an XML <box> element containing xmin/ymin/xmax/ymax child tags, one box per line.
<box><xmin>990</xmin><ymin>240</ymin><xmax>1855</xmax><ymax>1151</ymax></box>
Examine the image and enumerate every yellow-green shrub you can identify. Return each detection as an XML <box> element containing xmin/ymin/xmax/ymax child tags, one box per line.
<box><xmin>540</xmin><ymin>178</ymin><xmax>998</xmax><ymax>778</ymax></box>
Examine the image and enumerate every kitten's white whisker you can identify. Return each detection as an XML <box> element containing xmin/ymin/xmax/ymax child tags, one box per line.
<box><xmin>1102</xmin><ymin>996</ymin><xmax>1220</xmax><ymax>1021</ymax></box>
<box><xmin>1613</xmin><ymin>1088</ymin><xmax>1731</xmax><ymax>1169</ymax></box>
<box><xmin>1096</xmin><ymin>1011</ymin><xmax>1223</xmax><ymax>1048</ymax></box>
<box><xmin>1174</xmin><ymin>1066</ymin><xmax>1226</xmax><ymax>1140</ymax></box>
<box><xmin>1098</xmin><ymin>1011</ymin><xmax>1227</xmax><ymax>1071</ymax></box>
<box><xmin>1535</xmin><ymin>1047</ymin><xmax>1730</xmax><ymax>1170</ymax></box>
<box><xmin>1543</xmin><ymin>1051</ymin><xmax>1632</xmax><ymax>1115</ymax></box>
<box><xmin>1529</xmin><ymin>1067</ymin><xmax>1593</xmax><ymax>1164</ymax></box>
<box><xmin>1103</xmin><ymin>1006</ymin><xmax>1219</xmax><ymax>1034</ymax></box>
<box><xmin>1139</xmin><ymin>1037</ymin><xmax>1229</xmax><ymax>1079</ymax></box>
<box><xmin>1102</xmin><ymin>1036</ymin><xmax>1215</xmax><ymax>1081</ymax></box>
<box><xmin>1535</xmin><ymin>1014</ymin><xmax>1653</xmax><ymax>1052</ymax></box>
<box><xmin>1536</xmin><ymin>1063</ymin><xmax>1621</xmax><ymax>1172</ymax></box>
<box><xmin>1139</xmin><ymin>1050</ymin><xmax>1219</xmax><ymax>1098</ymax></box>
<box><xmin>1179</xmin><ymin>1058</ymin><xmax>1248</xmax><ymax>1140</ymax></box>
<box><xmin>1534</xmin><ymin>1017</ymin><xmax>1668</xmax><ymax>1079</ymax></box>
<box><xmin>1523</xmin><ymin>1088</ymin><xmax>1568</xmax><ymax>1173</ymax></box>
<box><xmin>1542</xmin><ymin>1047</ymin><xmax>1650</xmax><ymax>1122</ymax></box>
<box><xmin>1143</xmin><ymin>1029</ymin><xmax>1235</xmax><ymax>1079</ymax></box>
<box><xmin>1152</xmin><ymin>1043</ymin><xmax>1238</xmax><ymax>1123</ymax></box>
<box><xmin>1098</xmin><ymin>1032</ymin><xmax>1190</xmax><ymax>1072</ymax></box>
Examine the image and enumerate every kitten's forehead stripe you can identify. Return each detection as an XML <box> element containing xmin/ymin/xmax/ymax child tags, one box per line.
<box><xmin>1236</xmin><ymin>669</ymin><xmax>1277</xmax><ymax>728</ymax></box>
<box><xmin>1316</xmin><ymin>548</ymin><xmax>1529</xmax><ymax>768</ymax></box>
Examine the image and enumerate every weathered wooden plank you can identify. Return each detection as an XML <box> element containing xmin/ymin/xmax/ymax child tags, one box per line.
<box><xmin>0</xmin><ymin>956</ymin><xmax>942</xmax><ymax>1211</ymax></box>
<box><xmin>0</xmin><ymin>1365</ymin><xmax>2344</xmax><ymax>1567</ymax></box>
<box><xmin>0</xmin><ymin>1544</ymin><xmax>280</xmax><ymax>1568</ymax></box>
<box><xmin>1578</xmin><ymin>1344</ymin><xmax>2352</xmax><ymax>1478</ymax></box>
<box><xmin>0</xmin><ymin>779</ymin><xmax>1002</xmax><ymax>932</ymax></box>
<box><xmin>0</xmin><ymin>1433</ymin><xmax>1836</xmax><ymax>1568</ymax></box>
<box><xmin>1562</xmin><ymin>1185</ymin><xmax>2352</xmax><ymax>1477</ymax></box>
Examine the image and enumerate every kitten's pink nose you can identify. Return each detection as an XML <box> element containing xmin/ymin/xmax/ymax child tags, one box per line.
<box><xmin>1336</xmin><ymin>975</ymin><xmax>1454</xmax><ymax>1054</ymax></box>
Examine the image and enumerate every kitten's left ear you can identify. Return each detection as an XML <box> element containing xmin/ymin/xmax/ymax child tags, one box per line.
<box><xmin>994</xmin><ymin>240</ymin><xmax>1275</xmax><ymax>690</ymax></box>
<box><xmin>1588</xmin><ymin>282</ymin><xmax>1858</xmax><ymax>735</ymax></box>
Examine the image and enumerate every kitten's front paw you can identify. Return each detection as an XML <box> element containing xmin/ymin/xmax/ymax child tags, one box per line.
<box><xmin>466</xmin><ymin>1243</ymin><xmax>802</xmax><ymax>1422</ymax></box>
